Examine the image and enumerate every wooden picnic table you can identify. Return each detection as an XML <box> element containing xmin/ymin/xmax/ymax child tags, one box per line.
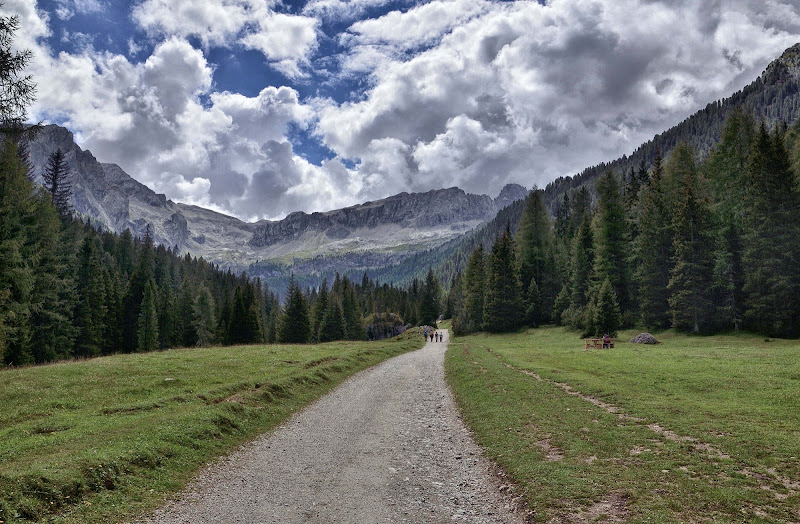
<box><xmin>584</xmin><ymin>338</ymin><xmax>615</xmax><ymax>349</ymax></box>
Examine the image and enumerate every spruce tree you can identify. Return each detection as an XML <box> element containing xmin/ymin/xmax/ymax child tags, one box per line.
<box><xmin>319</xmin><ymin>298</ymin><xmax>345</xmax><ymax>342</ymax></box>
<box><xmin>310</xmin><ymin>279</ymin><xmax>329</xmax><ymax>342</ymax></box>
<box><xmin>592</xmin><ymin>170</ymin><xmax>630</xmax><ymax>314</ymax></box>
<box><xmin>667</xmin><ymin>157</ymin><xmax>714</xmax><ymax>333</ymax></box>
<box><xmin>73</xmin><ymin>236</ymin><xmax>107</xmax><ymax>358</ymax></box>
<box><xmin>515</xmin><ymin>190</ymin><xmax>558</xmax><ymax>321</ymax></box>
<box><xmin>525</xmin><ymin>276</ymin><xmax>541</xmax><ymax>327</ymax></box>
<box><xmin>278</xmin><ymin>277</ymin><xmax>310</xmax><ymax>343</ymax></box>
<box><xmin>42</xmin><ymin>148</ymin><xmax>72</xmax><ymax>217</ymax></box>
<box><xmin>122</xmin><ymin>226</ymin><xmax>155</xmax><ymax>352</ymax></box>
<box><xmin>0</xmin><ymin>138</ymin><xmax>35</xmax><ymax>365</ymax></box>
<box><xmin>459</xmin><ymin>245</ymin><xmax>486</xmax><ymax>333</ymax></box>
<box><xmin>741</xmin><ymin>123</ymin><xmax>800</xmax><ymax>337</ymax></box>
<box><xmin>342</xmin><ymin>283</ymin><xmax>364</xmax><ymax>340</ymax></box>
<box><xmin>635</xmin><ymin>150</ymin><xmax>673</xmax><ymax>329</ymax></box>
<box><xmin>483</xmin><ymin>229</ymin><xmax>523</xmax><ymax>332</ymax></box>
<box><xmin>193</xmin><ymin>285</ymin><xmax>216</xmax><ymax>346</ymax></box>
<box><xmin>592</xmin><ymin>278</ymin><xmax>621</xmax><ymax>337</ymax></box>
<box><xmin>570</xmin><ymin>213</ymin><xmax>594</xmax><ymax>309</ymax></box>
<box><xmin>137</xmin><ymin>278</ymin><xmax>159</xmax><ymax>352</ymax></box>
<box><xmin>418</xmin><ymin>268</ymin><xmax>440</xmax><ymax>326</ymax></box>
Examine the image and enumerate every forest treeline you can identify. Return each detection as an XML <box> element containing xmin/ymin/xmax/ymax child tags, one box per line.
<box><xmin>0</xmin><ymin>136</ymin><xmax>444</xmax><ymax>365</ymax></box>
<box><xmin>447</xmin><ymin>109</ymin><xmax>800</xmax><ymax>339</ymax></box>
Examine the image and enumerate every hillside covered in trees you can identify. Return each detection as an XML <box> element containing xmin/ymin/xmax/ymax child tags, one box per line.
<box><xmin>447</xmin><ymin>109</ymin><xmax>800</xmax><ymax>338</ymax></box>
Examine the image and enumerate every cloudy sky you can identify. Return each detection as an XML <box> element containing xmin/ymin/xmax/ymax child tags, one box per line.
<box><xmin>4</xmin><ymin>0</ymin><xmax>800</xmax><ymax>220</ymax></box>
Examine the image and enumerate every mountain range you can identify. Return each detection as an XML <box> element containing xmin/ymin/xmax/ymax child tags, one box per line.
<box><xmin>24</xmin><ymin>125</ymin><xmax>528</xmax><ymax>291</ymax></box>
<box><xmin>25</xmin><ymin>43</ymin><xmax>800</xmax><ymax>294</ymax></box>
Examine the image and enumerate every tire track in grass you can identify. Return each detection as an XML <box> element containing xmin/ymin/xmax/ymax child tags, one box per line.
<box><xmin>480</xmin><ymin>344</ymin><xmax>800</xmax><ymax>513</ymax></box>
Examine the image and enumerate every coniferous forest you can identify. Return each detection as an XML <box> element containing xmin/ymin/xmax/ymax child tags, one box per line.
<box><xmin>448</xmin><ymin>109</ymin><xmax>800</xmax><ymax>339</ymax></box>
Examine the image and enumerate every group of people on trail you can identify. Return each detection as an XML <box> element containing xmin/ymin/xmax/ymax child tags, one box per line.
<box><xmin>423</xmin><ymin>328</ymin><xmax>443</xmax><ymax>343</ymax></box>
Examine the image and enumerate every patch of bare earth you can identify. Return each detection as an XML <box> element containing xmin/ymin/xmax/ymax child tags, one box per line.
<box><xmin>549</xmin><ymin>493</ymin><xmax>629</xmax><ymax>523</ymax></box>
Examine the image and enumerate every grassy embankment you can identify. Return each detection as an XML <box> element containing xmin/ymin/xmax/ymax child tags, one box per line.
<box><xmin>446</xmin><ymin>327</ymin><xmax>800</xmax><ymax>522</ymax></box>
<box><xmin>0</xmin><ymin>330</ymin><xmax>423</xmax><ymax>523</ymax></box>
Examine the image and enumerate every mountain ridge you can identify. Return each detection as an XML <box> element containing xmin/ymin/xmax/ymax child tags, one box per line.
<box><xmin>24</xmin><ymin>125</ymin><xmax>528</xmax><ymax>280</ymax></box>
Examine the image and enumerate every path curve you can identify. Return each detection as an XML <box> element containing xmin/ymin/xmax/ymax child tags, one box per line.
<box><xmin>141</xmin><ymin>330</ymin><xmax>524</xmax><ymax>523</ymax></box>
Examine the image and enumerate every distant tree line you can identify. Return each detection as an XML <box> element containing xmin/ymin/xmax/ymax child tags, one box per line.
<box><xmin>448</xmin><ymin>109</ymin><xmax>800</xmax><ymax>339</ymax></box>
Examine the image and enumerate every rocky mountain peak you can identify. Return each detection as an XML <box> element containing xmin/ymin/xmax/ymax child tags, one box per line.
<box><xmin>494</xmin><ymin>184</ymin><xmax>529</xmax><ymax>209</ymax></box>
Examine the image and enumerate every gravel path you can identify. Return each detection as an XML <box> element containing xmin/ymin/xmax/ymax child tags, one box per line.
<box><xmin>141</xmin><ymin>330</ymin><xmax>524</xmax><ymax>523</ymax></box>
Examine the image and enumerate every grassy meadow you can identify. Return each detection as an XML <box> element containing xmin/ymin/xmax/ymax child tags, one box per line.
<box><xmin>0</xmin><ymin>330</ymin><xmax>423</xmax><ymax>523</ymax></box>
<box><xmin>446</xmin><ymin>327</ymin><xmax>800</xmax><ymax>523</ymax></box>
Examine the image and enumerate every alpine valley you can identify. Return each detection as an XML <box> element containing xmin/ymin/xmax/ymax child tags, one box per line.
<box><xmin>24</xmin><ymin>124</ymin><xmax>529</xmax><ymax>294</ymax></box>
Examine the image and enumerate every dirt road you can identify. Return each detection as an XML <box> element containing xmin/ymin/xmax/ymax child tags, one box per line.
<box><xmin>142</xmin><ymin>330</ymin><xmax>524</xmax><ymax>523</ymax></box>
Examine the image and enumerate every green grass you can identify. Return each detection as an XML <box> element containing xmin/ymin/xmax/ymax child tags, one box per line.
<box><xmin>0</xmin><ymin>330</ymin><xmax>423</xmax><ymax>523</ymax></box>
<box><xmin>445</xmin><ymin>326</ymin><xmax>800</xmax><ymax>523</ymax></box>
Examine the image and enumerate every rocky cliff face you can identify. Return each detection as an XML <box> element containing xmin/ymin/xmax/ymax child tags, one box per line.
<box><xmin>249</xmin><ymin>185</ymin><xmax>527</xmax><ymax>248</ymax></box>
<box><xmin>25</xmin><ymin>125</ymin><xmax>528</xmax><ymax>275</ymax></box>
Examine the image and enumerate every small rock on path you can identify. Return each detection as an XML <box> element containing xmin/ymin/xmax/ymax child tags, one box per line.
<box><xmin>140</xmin><ymin>330</ymin><xmax>524</xmax><ymax>523</ymax></box>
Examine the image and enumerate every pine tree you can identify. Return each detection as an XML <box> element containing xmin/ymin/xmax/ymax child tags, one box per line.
<box><xmin>28</xmin><ymin>189</ymin><xmax>76</xmax><ymax>362</ymax></box>
<box><xmin>591</xmin><ymin>278</ymin><xmax>621</xmax><ymax>337</ymax></box>
<box><xmin>0</xmin><ymin>11</ymin><xmax>36</xmax><ymax>129</ymax></box>
<box><xmin>741</xmin><ymin>123</ymin><xmax>800</xmax><ymax>337</ymax></box>
<box><xmin>122</xmin><ymin>226</ymin><xmax>155</xmax><ymax>352</ymax></box>
<box><xmin>418</xmin><ymin>268</ymin><xmax>440</xmax><ymax>326</ymax></box>
<box><xmin>458</xmin><ymin>245</ymin><xmax>486</xmax><ymax>333</ymax></box>
<box><xmin>0</xmin><ymin>138</ymin><xmax>35</xmax><ymax>365</ymax></box>
<box><xmin>278</xmin><ymin>277</ymin><xmax>310</xmax><ymax>343</ymax></box>
<box><xmin>711</xmin><ymin>224</ymin><xmax>744</xmax><ymax>331</ymax></box>
<box><xmin>667</xmin><ymin>156</ymin><xmax>714</xmax><ymax>333</ymax></box>
<box><xmin>342</xmin><ymin>282</ymin><xmax>364</xmax><ymax>340</ymax></box>
<box><xmin>593</xmin><ymin>170</ymin><xmax>630</xmax><ymax>314</ymax></box>
<box><xmin>137</xmin><ymin>278</ymin><xmax>159</xmax><ymax>352</ymax></box>
<box><xmin>635</xmin><ymin>150</ymin><xmax>673</xmax><ymax>329</ymax></box>
<box><xmin>42</xmin><ymin>148</ymin><xmax>72</xmax><ymax>217</ymax></box>
<box><xmin>525</xmin><ymin>276</ymin><xmax>541</xmax><ymax>327</ymax></box>
<box><xmin>193</xmin><ymin>285</ymin><xmax>216</xmax><ymax>346</ymax></box>
<box><xmin>318</xmin><ymin>298</ymin><xmax>345</xmax><ymax>342</ymax></box>
<box><xmin>570</xmin><ymin>213</ymin><xmax>594</xmax><ymax>309</ymax></box>
<box><xmin>73</xmin><ymin>236</ymin><xmax>107</xmax><ymax>358</ymax></box>
<box><xmin>310</xmin><ymin>279</ymin><xmax>328</xmax><ymax>342</ymax></box>
<box><xmin>515</xmin><ymin>190</ymin><xmax>558</xmax><ymax>321</ymax></box>
<box><xmin>483</xmin><ymin>229</ymin><xmax>523</xmax><ymax>332</ymax></box>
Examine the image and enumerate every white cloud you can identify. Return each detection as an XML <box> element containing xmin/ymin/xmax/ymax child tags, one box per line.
<box><xmin>316</xmin><ymin>0</ymin><xmax>800</xmax><ymax>198</ymax></box>
<box><xmin>240</xmin><ymin>12</ymin><xmax>319</xmax><ymax>79</ymax></box>
<box><xmin>132</xmin><ymin>0</ymin><xmax>252</xmax><ymax>47</ymax></box>
<box><xmin>302</xmin><ymin>0</ymin><xmax>401</xmax><ymax>23</ymax></box>
<box><xmin>344</xmin><ymin>0</ymin><xmax>490</xmax><ymax>50</ymax></box>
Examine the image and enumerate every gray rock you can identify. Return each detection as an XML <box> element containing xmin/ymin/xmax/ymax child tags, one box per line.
<box><xmin>629</xmin><ymin>333</ymin><xmax>660</xmax><ymax>344</ymax></box>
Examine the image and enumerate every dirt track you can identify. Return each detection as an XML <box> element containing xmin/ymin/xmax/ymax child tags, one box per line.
<box><xmin>141</xmin><ymin>330</ymin><xmax>524</xmax><ymax>523</ymax></box>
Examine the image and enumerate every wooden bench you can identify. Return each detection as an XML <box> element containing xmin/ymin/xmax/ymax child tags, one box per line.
<box><xmin>584</xmin><ymin>338</ymin><xmax>615</xmax><ymax>349</ymax></box>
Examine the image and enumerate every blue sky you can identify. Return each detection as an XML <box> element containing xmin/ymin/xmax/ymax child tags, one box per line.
<box><xmin>6</xmin><ymin>0</ymin><xmax>800</xmax><ymax>220</ymax></box>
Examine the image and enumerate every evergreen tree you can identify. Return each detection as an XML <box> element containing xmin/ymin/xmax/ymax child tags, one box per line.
<box><xmin>342</xmin><ymin>282</ymin><xmax>364</xmax><ymax>340</ymax></box>
<box><xmin>667</xmin><ymin>156</ymin><xmax>714</xmax><ymax>333</ymax></box>
<box><xmin>137</xmin><ymin>278</ymin><xmax>159</xmax><ymax>352</ymax></box>
<box><xmin>42</xmin><ymin>148</ymin><xmax>72</xmax><ymax>217</ymax></box>
<box><xmin>319</xmin><ymin>298</ymin><xmax>345</xmax><ymax>342</ymax></box>
<box><xmin>515</xmin><ymin>190</ymin><xmax>559</xmax><ymax>321</ymax></box>
<box><xmin>525</xmin><ymin>276</ymin><xmax>541</xmax><ymax>327</ymax></box>
<box><xmin>192</xmin><ymin>285</ymin><xmax>216</xmax><ymax>346</ymax></box>
<box><xmin>570</xmin><ymin>213</ymin><xmax>594</xmax><ymax>309</ymax></box>
<box><xmin>592</xmin><ymin>170</ymin><xmax>630</xmax><ymax>314</ymax></box>
<box><xmin>483</xmin><ymin>229</ymin><xmax>523</xmax><ymax>332</ymax></box>
<box><xmin>0</xmin><ymin>138</ymin><xmax>35</xmax><ymax>365</ymax></box>
<box><xmin>741</xmin><ymin>123</ymin><xmax>800</xmax><ymax>337</ymax></box>
<box><xmin>711</xmin><ymin>224</ymin><xmax>744</xmax><ymax>331</ymax></box>
<box><xmin>310</xmin><ymin>279</ymin><xmax>328</xmax><ymax>342</ymax></box>
<box><xmin>122</xmin><ymin>226</ymin><xmax>155</xmax><ymax>352</ymax></box>
<box><xmin>28</xmin><ymin>189</ymin><xmax>76</xmax><ymax>362</ymax></box>
<box><xmin>418</xmin><ymin>268</ymin><xmax>440</xmax><ymax>326</ymax></box>
<box><xmin>278</xmin><ymin>277</ymin><xmax>310</xmax><ymax>343</ymax></box>
<box><xmin>591</xmin><ymin>278</ymin><xmax>621</xmax><ymax>337</ymax></box>
<box><xmin>0</xmin><ymin>10</ymin><xmax>36</xmax><ymax>128</ymax></box>
<box><xmin>458</xmin><ymin>245</ymin><xmax>486</xmax><ymax>333</ymax></box>
<box><xmin>73</xmin><ymin>236</ymin><xmax>106</xmax><ymax>358</ymax></box>
<box><xmin>635</xmin><ymin>150</ymin><xmax>673</xmax><ymax>329</ymax></box>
